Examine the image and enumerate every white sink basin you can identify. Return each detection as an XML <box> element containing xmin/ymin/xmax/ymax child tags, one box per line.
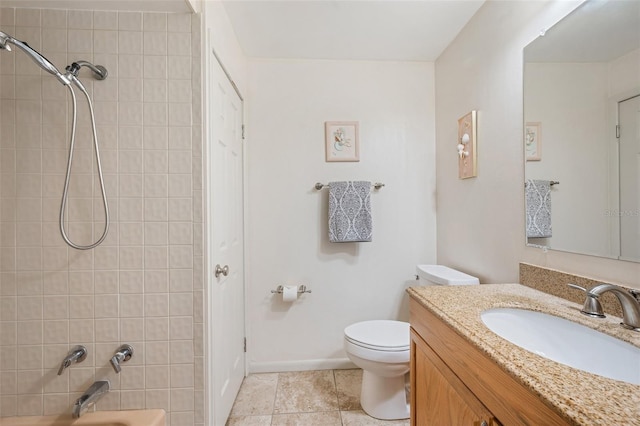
<box><xmin>481</xmin><ymin>308</ymin><xmax>640</xmax><ymax>385</ymax></box>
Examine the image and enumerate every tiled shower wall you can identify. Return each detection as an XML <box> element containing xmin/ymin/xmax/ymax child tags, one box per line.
<box><xmin>0</xmin><ymin>8</ymin><xmax>204</xmax><ymax>425</ymax></box>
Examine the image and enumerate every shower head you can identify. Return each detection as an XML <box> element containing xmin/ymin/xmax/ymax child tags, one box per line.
<box><xmin>0</xmin><ymin>30</ymin><xmax>70</xmax><ymax>85</ymax></box>
<box><xmin>0</xmin><ymin>31</ymin><xmax>12</xmax><ymax>51</ymax></box>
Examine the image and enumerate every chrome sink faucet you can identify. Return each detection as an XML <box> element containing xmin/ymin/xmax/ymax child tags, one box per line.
<box><xmin>73</xmin><ymin>380</ymin><xmax>110</xmax><ymax>418</ymax></box>
<box><xmin>568</xmin><ymin>283</ymin><xmax>640</xmax><ymax>331</ymax></box>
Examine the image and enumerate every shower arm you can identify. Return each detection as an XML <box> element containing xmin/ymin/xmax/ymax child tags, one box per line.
<box><xmin>66</xmin><ymin>61</ymin><xmax>108</xmax><ymax>81</ymax></box>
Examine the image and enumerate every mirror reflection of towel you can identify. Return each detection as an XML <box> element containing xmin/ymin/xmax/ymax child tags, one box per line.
<box><xmin>328</xmin><ymin>181</ymin><xmax>372</xmax><ymax>243</ymax></box>
<box><xmin>525</xmin><ymin>179</ymin><xmax>552</xmax><ymax>238</ymax></box>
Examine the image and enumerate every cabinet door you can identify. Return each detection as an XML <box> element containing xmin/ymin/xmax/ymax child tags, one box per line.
<box><xmin>412</xmin><ymin>331</ymin><xmax>499</xmax><ymax>426</ymax></box>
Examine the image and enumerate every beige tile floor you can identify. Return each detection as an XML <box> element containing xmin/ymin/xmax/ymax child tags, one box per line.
<box><xmin>226</xmin><ymin>369</ymin><xmax>410</xmax><ymax>426</ymax></box>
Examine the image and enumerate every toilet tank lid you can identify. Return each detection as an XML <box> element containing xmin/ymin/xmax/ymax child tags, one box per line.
<box><xmin>416</xmin><ymin>265</ymin><xmax>479</xmax><ymax>285</ymax></box>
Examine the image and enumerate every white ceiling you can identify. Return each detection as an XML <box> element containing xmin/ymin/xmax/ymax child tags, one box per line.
<box><xmin>525</xmin><ymin>0</ymin><xmax>640</xmax><ymax>63</ymax></box>
<box><xmin>221</xmin><ymin>0</ymin><xmax>485</xmax><ymax>61</ymax></box>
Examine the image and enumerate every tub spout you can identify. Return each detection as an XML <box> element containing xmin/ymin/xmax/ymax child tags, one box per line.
<box><xmin>73</xmin><ymin>380</ymin><xmax>110</xmax><ymax>418</ymax></box>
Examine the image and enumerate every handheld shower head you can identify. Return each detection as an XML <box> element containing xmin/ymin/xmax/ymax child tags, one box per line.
<box><xmin>0</xmin><ymin>30</ymin><xmax>70</xmax><ymax>85</ymax></box>
<box><xmin>0</xmin><ymin>31</ymin><xmax>12</xmax><ymax>51</ymax></box>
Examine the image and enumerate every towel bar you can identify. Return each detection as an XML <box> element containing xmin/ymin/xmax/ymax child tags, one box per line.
<box><xmin>524</xmin><ymin>181</ymin><xmax>559</xmax><ymax>187</ymax></box>
<box><xmin>315</xmin><ymin>182</ymin><xmax>385</xmax><ymax>190</ymax></box>
<box><xmin>271</xmin><ymin>285</ymin><xmax>312</xmax><ymax>294</ymax></box>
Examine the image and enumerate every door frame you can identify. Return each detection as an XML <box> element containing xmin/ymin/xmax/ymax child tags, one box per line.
<box><xmin>202</xmin><ymin>28</ymin><xmax>248</xmax><ymax>425</ymax></box>
<box><xmin>607</xmin><ymin>89</ymin><xmax>640</xmax><ymax>259</ymax></box>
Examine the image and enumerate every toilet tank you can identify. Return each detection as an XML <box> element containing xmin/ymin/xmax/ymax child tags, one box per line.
<box><xmin>416</xmin><ymin>265</ymin><xmax>479</xmax><ymax>286</ymax></box>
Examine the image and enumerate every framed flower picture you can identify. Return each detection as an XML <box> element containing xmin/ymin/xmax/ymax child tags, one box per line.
<box><xmin>525</xmin><ymin>122</ymin><xmax>541</xmax><ymax>161</ymax></box>
<box><xmin>325</xmin><ymin>121</ymin><xmax>359</xmax><ymax>162</ymax></box>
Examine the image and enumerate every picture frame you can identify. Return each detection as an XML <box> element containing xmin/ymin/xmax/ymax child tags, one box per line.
<box><xmin>457</xmin><ymin>111</ymin><xmax>477</xmax><ymax>179</ymax></box>
<box><xmin>525</xmin><ymin>122</ymin><xmax>541</xmax><ymax>161</ymax></box>
<box><xmin>325</xmin><ymin>121</ymin><xmax>360</xmax><ymax>162</ymax></box>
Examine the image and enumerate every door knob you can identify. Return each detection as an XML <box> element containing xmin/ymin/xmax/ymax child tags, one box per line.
<box><xmin>215</xmin><ymin>264</ymin><xmax>229</xmax><ymax>277</ymax></box>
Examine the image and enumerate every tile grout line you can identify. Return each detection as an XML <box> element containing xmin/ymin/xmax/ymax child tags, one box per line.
<box><xmin>269</xmin><ymin>371</ymin><xmax>280</xmax><ymax>425</ymax></box>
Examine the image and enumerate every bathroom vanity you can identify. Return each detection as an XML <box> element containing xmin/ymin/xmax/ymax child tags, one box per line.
<box><xmin>408</xmin><ymin>284</ymin><xmax>640</xmax><ymax>426</ymax></box>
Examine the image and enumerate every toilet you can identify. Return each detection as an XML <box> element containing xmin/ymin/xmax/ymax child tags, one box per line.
<box><xmin>343</xmin><ymin>264</ymin><xmax>479</xmax><ymax>420</ymax></box>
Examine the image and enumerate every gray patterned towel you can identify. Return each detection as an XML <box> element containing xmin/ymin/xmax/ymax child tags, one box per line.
<box><xmin>525</xmin><ymin>179</ymin><xmax>552</xmax><ymax>238</ymax></box>
<box><xmin>328</xmin><ymin>181</ymin><xmax>372</xmax><ymax>243</ymax></box>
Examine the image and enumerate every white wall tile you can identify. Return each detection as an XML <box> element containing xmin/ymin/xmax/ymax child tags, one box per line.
<box><xmin>170</xmin><ymin>388</ymin><xmax>194</xmax><ymax>412</ymax></box>
<box><xmin>144</xmin><ymin>222</ymin><xmax>168</xmax><ymax>246</ymax></box>
<box><xmin>94</xmin><ymin>30</ymin><xmax>118</xmax><ymax>54</ymax></box>
<box><xmin>144</xmin><ymin>293</ymin><xmax>168</xmax><ymax>317</ymax></box>
<box><xmin>118</xmin><ymin>12</ymin><xmax>142</xmax><ymax>32</ymax></box>
<box><xmin>144</xmin><ymin>174</ymin><xmax>168</xmax><ymax>198</ymax></box>
<box><xmin>145</xmin><ymin>317</ymin><xmax>169</xmax><ymax>341</ymax></box>
<box><xmin>119</xmin><ymin>270</ymin><xmax>144</xmax><ymax>292</ymax></box>
<box><xmin>144</xmin><ymin>126</ymin><xmax>168</xmax><ymax>150</ymax></box>
<box><xmin>42</xmin><ymin>9</ymin><xmax>67</xmax><ymax>28</ymax></box>
<box><xmin>93</xmin><ymin>11</ymin><xmax>117</xmax><ymax>31</ymax></box>
<box><xmin>118</xmin><ymin>55</ymin><xmax>143</xmax><ymax>79</ymax></box>
<box><xmin>144</xmin><ymin>246</ymin><xmax>168</xmax><ymax>269</ymax></box>
<box><xmin>119</xmin><ymin>78</ymin><xmax>143</xmax><ymax>102</ymax></box>
<box><xmin>167</xmin><ymin>14</ymin><xmax>191</xmax><ymax>33</ymax></box>
<box><xmin>170</xmin><ymin>364</ymin><xmax>194</xmax><ymax>388</ymax></box>
<box><xmin>145</xmin><ymin>389</ymin><xmax>170</xmax><ymax>411</ymax></box>
<box><xmin>2</xmin><ymin>8</ymin><xmax>202</xmax><ymax>423</ymax></box>
<box><xmin>144</xmin><ymin>341</ymin><xmax>169</xmax><ymax>365</ymax></box>
<box><xmin>120</xmin><ymin>317</ymin><xmax>144</xmax><ymax>341</ymax></box>
<box><xmin>43</xmin><ymin>319</ymin><xmax>68</xmax><ymax>344</ymax></box>
<box><xmin>169</xmin><ymin>222</ymin><xmax>192</xmax><ymax>245</ymax></box>
<box><xmin>168</xmin><ymin>56</ymin><xmax>191</xmax><ymax>80</ymax></box>
<box><xmin>144</xmin><ymin>32</ymin><xmax>167</xmax><ymax>56</ymax></box>
<box><xmin>144</xmin><ymin>270</ymin><xmax>169</xmax><ymax>293</ymax></box>
<box><xmin>144</xmin><ymin>103</ymin><xmax>168</xmax><ymax>126</ymax></box>
<box><xmin>144</xmin><ymin>150</ymin><xmax>168</xmax><ymax>173</ymax></box>
<box><xmin>144</xmin><ymin>79</ymin><xmax>167</xmax><ymax>103</ymax></box>
<box><xmin>167</xmin><ymin>33</ymin><xmax>190</xmax><ymax>56</ymax></box>
<box><xmin>94</xmin><ymin>318</ymin><xmax>119</xmax><ymax>342</ymax></box>
<box><xmin>67</xmin><ymin>29</ymin><xmax>92</xmax><ymax>53</ymax></box>
<box><xmin>16</xmin><ymin>9</ymin><xmax>41</xmax><ymax>27</ymax></box>
<box><xmin>42</xmin><ymin>28</ymin><xmax>67</xmax><ymax>53</ymax></box>
<box><xmin>67</xmin><ymin>10</ymin><xmax>92</xmax><ymax>29</ymax></box>
<box><xmin>144</xmin><ymin>13</ymin><xmax>167</xmax><ymax>32</ymax></box>
<box><xmin>144</xmin><ymin>56</ymin><xmax>168</xmax><ymax>79</ymax></box>
<box><xmin>145</xmin><ymin>365</ymin><xmax>169</xmax><ymax>388</ymax></box>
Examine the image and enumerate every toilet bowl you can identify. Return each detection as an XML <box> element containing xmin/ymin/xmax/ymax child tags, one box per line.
<box><xmin>344</xmin><ymin>320</ymin><xmax>410</xmax><ymax>420</ymax></box>
<box><xmin>343</xmin><ymin>265</ymin><xmax>479</xmax><ymax>420</ymax></box>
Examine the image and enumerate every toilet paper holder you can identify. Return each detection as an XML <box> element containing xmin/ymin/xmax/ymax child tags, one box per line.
<box><xmin>271</xmin><ymin>285</ymin><xmax>312</xmax><ymax>294</ymax></box>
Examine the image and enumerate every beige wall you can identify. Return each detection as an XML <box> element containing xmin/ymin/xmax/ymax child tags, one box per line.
<box><xmin>0</xmin><ymin>8</ymin><xmax>205</xmax><ymax>424</ymax></box>
<box><xmin>246</xmin><ymin>58</ymin><xmax>437</xmax><ymax>372</ymax></box>
<box><xmin>435</xmin><ymin>0</ymin><xmax>640</xmax><ymax>289</ymax></box>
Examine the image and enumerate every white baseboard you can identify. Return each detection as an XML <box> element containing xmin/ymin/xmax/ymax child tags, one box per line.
<box><xmin>248</xmin><ymin>358</ymin><xmax>356</xmax><ymax>374</ymax></box>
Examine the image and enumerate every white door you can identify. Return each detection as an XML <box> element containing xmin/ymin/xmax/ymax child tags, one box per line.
<box><xmin>619</xmin><ymin>95</ymin><xmax>640</xmax><ymax>260</ymax></box>
<box><xmin>206</xmin><ymin>45</ymin><xmax>245</xmax><ymax>425</ymax></box>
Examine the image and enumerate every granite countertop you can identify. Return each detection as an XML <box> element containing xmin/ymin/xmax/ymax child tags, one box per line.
<box><xmin>407</xmin><ymin>283</ymin><xmax>640</xmax><ymax>426</ymax></box>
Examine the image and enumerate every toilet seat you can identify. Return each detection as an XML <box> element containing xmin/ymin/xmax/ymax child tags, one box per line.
<box><xmin>344</xmin><ymin>320</ymin><xmax>410</xmax><ymax>363</ymax></box>
<box><xmin>344</xmin><ymin>320</ymin><xmax>410</xmax><ymax>351</ymax></box>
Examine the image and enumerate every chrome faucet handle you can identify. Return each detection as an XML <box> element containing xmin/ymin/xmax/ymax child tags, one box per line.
<box><xmin>567</xmin><ymin>283</ymin><xmax>605</xmax><ymax>318</ymax></box>
<box><xmin>58</xmin><ymin>345</ymin><xmax>87</xmax><ymax>375</ymax></box>
<box><xmin>110</xmin><ymin>344</ymin><xmax>134</xmax><ymax>373</ymax></box>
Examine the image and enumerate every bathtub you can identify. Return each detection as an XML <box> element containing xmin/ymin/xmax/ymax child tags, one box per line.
<box><xmin>0</xmin><ymin>410</ymin><xmax>165</xmax><ymax>426</ymax></box>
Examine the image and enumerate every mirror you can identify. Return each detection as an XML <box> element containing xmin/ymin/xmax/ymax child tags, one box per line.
<box><xmin>524</xmin><ymin>0</ymin><xmax>640</xmax><ymax>261</ymax></box>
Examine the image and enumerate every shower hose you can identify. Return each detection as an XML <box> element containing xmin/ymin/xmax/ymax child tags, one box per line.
<box><xmin>59</xmin><ymin>76</ymin><xmax>110</xmax><ymax>250</ymax></box>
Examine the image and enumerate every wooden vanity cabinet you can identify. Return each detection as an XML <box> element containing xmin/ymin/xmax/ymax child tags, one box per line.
<box><xmin>412</xmin><ymin>329</ymin><xmax>499</xmax><ymax>426</ymax></box>
<box><xmin>409</xmin><ymin>298</ymin><xmax>571</xmax><ymax>426</ymax></box>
